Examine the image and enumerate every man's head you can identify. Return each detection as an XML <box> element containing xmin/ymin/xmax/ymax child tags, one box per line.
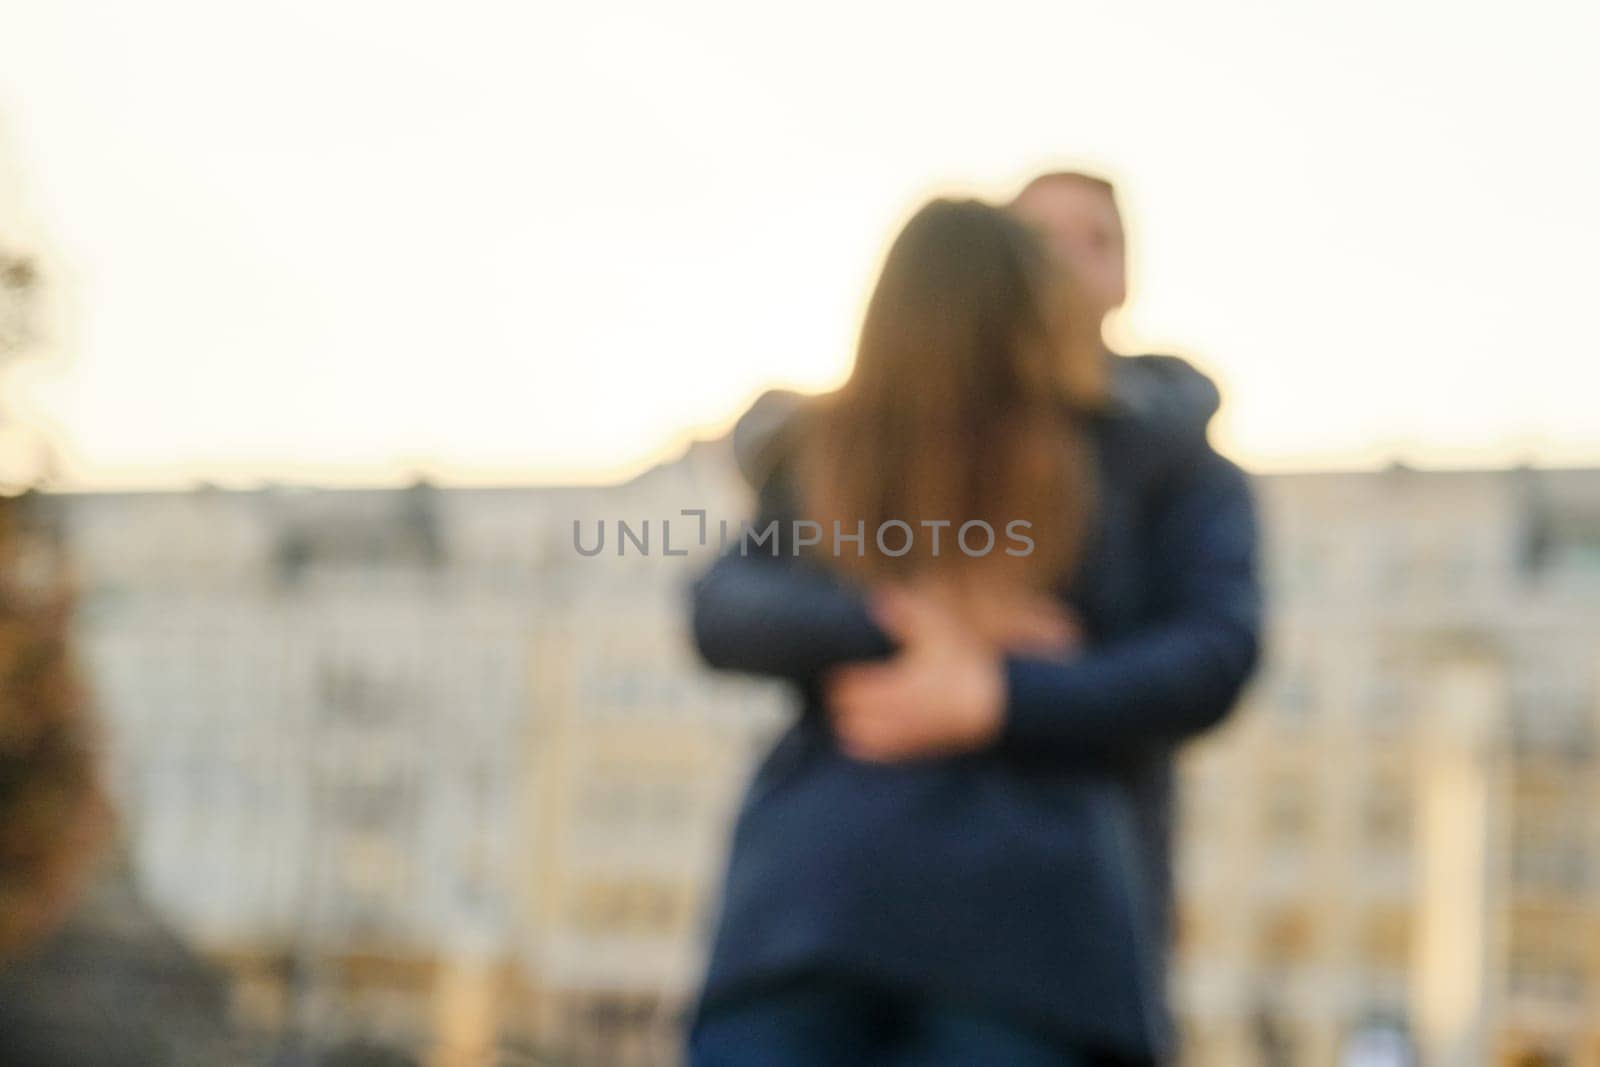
<box><xmin>1008</xmin><ymin>171</ymin><xmax>1127</xmax><ymax>331</ymax></box>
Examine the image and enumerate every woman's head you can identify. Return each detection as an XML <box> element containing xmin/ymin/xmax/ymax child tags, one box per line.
<box><xmin>794</xmin><ymin>197</ymin><xmax>1106</xmax><ymax>594</ymax></box>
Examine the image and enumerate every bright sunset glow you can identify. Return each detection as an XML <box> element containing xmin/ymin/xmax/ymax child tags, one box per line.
<box><xmin>2</xmin><ymin>1</ymin><xmax>1595</xmax><ymax>489</ymax></box>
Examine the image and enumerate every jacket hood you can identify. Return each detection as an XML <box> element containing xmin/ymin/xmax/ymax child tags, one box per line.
<box><xmin>1105</xmin><ymin>353</ymin><xmax>1221</xmax><ymax>441</ymax></box>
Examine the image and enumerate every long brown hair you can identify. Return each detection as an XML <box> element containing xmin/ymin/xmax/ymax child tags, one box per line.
<box><xmin>792</xmin><ymin>197</ymin><xmax>1107</xmax><ymax>598</ymax></box>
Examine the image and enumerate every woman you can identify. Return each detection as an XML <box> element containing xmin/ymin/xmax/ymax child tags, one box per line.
<box><xmin>686</xmin><ymin>198</ymin><xmax>1260</xmax><ymax>1065</ymax></box>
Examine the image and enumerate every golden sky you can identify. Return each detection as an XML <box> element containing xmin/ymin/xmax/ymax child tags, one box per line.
<box><xmin>3</xmin><ymin>1</ymin><xmax>1596</xmax><ymax>489</ymax></box>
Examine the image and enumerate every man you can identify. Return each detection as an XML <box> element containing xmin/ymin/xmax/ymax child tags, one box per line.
<box><xmin>998</xmin><ymin>168</ymin><xmax>1252</xmax><ymax>982</ymax></box>
<box><xmin>703</xmin><ymin>173</ymin><xmax>1261</xmax><ymax>1060</ymax></box>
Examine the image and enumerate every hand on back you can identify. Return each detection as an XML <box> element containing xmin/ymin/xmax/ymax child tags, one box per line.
<box><xmin>821</xmin><ymin>575</ymin><xmax>1082</xmax><ymax>762</ymax></box>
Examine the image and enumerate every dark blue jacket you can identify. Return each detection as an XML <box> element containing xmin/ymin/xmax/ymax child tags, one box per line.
<box><xmin>687</xmin><ymin>355</ymin><xmax>1262</xmax><ymax>1061</ymax></box>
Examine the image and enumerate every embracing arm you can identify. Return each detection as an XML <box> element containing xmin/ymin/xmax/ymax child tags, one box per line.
<box><xmin>688</xmin><ymin>471</ymin><xmax>896</xmax><ymax>685</ymax></box>
<box><xmin>998</xmin><ymin>444</ymin><xmax>1263</xmax><ymax>758</ymax></box>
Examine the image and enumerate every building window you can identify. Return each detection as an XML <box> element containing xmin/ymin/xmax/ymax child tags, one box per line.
<box><xmin>1363</xmin><ymin>773</ymin><xmax>1411</xmax><ymax>852</ymax></box>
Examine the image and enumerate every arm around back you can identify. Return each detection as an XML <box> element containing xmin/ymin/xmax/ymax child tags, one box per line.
<box><xmin>999</xmin><ymin>441</ymin><xmax>1263</xmax><ymax>759</ymax></box>
<box><xmin>688</xmin><ymin>462</ymin><xmax>897</xmax><ymax>686</ymax></box>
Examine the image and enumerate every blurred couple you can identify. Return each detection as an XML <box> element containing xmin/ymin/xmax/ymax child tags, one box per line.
<box><xmin>685</xmin><ymin>172</ymin><xmax>1263</xmax><ymax>1066</ymax></box>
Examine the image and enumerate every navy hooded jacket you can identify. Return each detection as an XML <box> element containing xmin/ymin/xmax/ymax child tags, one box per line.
<box><xmin>687</xmin><ymin>354</ymin><xmax>1262</xmax><ymax>1060</ymax></box>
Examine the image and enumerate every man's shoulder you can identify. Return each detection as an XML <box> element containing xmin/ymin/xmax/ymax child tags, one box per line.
<box><xmin>1106</xmin><ymin>353</ymin><xmax>1222</xmax><ymax>441</ymax></box>
<box><xmin>1098</xmin><ymin>353</ymin><xmax>1246</xmax><ymax>496</ymax></box>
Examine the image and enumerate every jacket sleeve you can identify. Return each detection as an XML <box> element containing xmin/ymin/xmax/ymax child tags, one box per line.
<box><xmin>687</xmin><ymin>462</ymin><xmax>897</xmax><ymax>685</ymax></box>
<box><xmin>998</xmin><ymin>441</ymin><xmax>1263</xmax><ymax>759</ymax></box>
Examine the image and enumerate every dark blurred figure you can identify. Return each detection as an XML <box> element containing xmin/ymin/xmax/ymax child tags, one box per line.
<box><xmin>0</xmin><ymin>491</ymin><xmax>105</xmax><ymax>959</ymax></box>
<box><xmin>0</xmin><ymin>491</ymin><xmax>237</xmax><ymax>1066</ymax></box>
<box><xmin>0</xmin><ymin>852</ymin><xmax>241</xmax><ymax>1066</ymax></box>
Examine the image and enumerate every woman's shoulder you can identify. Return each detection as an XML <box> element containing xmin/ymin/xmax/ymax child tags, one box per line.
<box><xmin>731</xmin><ymin>389</ymin><xmax>813</xmax><ymax>490</ymax></box>
<box><xmin>729</xmin><ymin>388</ymin><xmax>823</xmax><ymax>525</ymax></box>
